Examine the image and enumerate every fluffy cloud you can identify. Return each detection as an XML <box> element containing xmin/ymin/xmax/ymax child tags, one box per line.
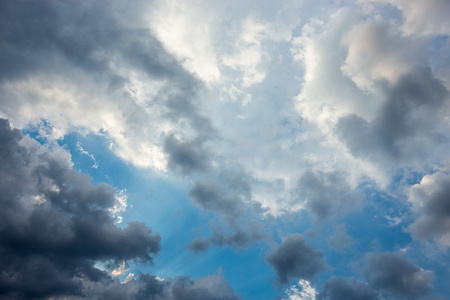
<box><xmin>267</xmin><ymin>234</ymin><xmax>326</xmax><ymax>284</ymax></box>
<box><xmin>0</xmin><ymin>119</ymin><xmax>161</xmax><ymax>298</ymax></box>
<box><xmin>408</xmin><ymin>170</ymin><xmax>450</xmax><ymax>247</ymax></box>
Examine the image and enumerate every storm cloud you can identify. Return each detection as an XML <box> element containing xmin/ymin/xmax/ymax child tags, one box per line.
<box><xmin>0</xmin><ymin>119</ymin><xmax>161</xmax><ymax>299</ymax></box>
<box><xmin>266</xmin><ymin>234</ymin><xmax>325</xmax><ymax>284</ymax></box>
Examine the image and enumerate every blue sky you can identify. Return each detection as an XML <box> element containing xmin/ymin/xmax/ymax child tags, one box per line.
<box><xmin>1</xmin><ymin>1</ymin><xmax>450</xmax><ymax>299</ymax></box>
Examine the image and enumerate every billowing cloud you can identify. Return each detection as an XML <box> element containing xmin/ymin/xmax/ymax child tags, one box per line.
<box><xmin>364</xmin><ymin>252</ymin><xmax>434</xmax><ymax>299</ymax></box>
<box><xmin>0</xmin><ymin>119</ymin><xmax>161</xmax><ymax>298</ymax></box>
<box><xmin>267</xmin><ymin>234</ymin><xmax>326</xmax><ymax>284</ymax></box>
<box><xmin>408</xmin><ymin>170</ymin><xmax>450</xmax><ymax>247</ymax></box>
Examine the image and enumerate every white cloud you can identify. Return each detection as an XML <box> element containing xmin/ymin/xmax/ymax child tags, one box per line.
<box><xmin>112</xmin><ymin>262</ymin><xmax>130</xmax><ymax>276</ymax></box>
<box><xmin>284</xmin><ymin>280</ymin><xmax>317</xmax><ymax>300</ymax></box>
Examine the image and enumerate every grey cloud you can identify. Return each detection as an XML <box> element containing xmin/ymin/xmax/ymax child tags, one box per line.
<box><xmin>164</xmin><ymin>135</ymin><xmax>210</xmax><ymax>176</ymax></box>
<box><xmin>0</xmin><ymin>119</ymin><xmax>161</xmax><ymax>299</ymax></box>
<box><xmin>337</xmin><ymin>68</ymin><xmax>449</xmax><ymax>164</ymax></box>
<box><xmin>327</xmin><ymin>225</ymin><xmax>354</xmax><ymax>250</ymax></box>
<box><xmin>187</xmin><ymin>221</ymin><xmax>266</xmax><ymax>253</ymax></box>
<box><xmin>318</xmin><ymin>277</ymin><xmax>377</xmax><ymax>300</ymax></box>
<box><xmin>79</xmin><ymin>272</ymin><xmax>241</xmax><ymax>300</ymax></box>
<box><xmin>188</xmin><ymin>181</ymin><xmax>247</xmax><ymax>221</ymax></box>
<box><xmin>266</xmin><ymin>233</ymin><xmax>326</xmax><ymax>284</ymax></box>
<box><xmin>408</xmin><ymin>171</ymin><xmax>450</xmax><ymax>245</ymax></box>
<box><xmin>0</xmin><ymin>0</ymin><xmax>215</xmax><ymax>171</ymax></box>
<box><xmin>364</xmin><ymin>252</ymin><xmax>434</xmax><ymax>299</ymax></box>
<box><xmin>296</xmin><ymin>170</ymin><xmax>363</xmax><ymax>222</ymax></box>
<box><xmin>186</xmin><ymin>177</ymin><xmax>266</xmax><ymax>251</ymax></box>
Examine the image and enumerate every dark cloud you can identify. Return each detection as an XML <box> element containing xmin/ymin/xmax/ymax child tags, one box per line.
<box><xmin>189</xmin><ymin>181</ymin><xmax>247</xmax><ymax>220</ymax></box>
<box><xmin>318</xmin><ymin>277</ymin><xmax>377</xmax><ymax>300</ymax></box>
<box><xmin>187</xmin><ymin>221</ymin><xmax>266</xmax><ymax>253</ymax></box>
<box><xmin>266</xmin><ymin>234</ymin><xmax>326</xmax><ymax>284</ymax></box>
<box><xmin>0</xmin><ymin>119</ymin><xmax>161</xmax><ymax>299</ymax></box>
<box><xmin>364</xmin><ymin>252</ymin><xmax>434</xmax><ymax>299</ymax></box>
<box><xmin>296</xmin><ymin>170</ymin><xmax>362</xmax><ymax>222</ymax></box>
<box><xmin>68</xmin><ymin>271</ymin><xmax>241</xmax><ymax>300</ymax></box>
<box><xmin>164</xmin><ymin>135</ymin><xmax>210</xmax><ymax>176</ymax></box>
<box><xmin>0</xmin><ymin>0</ymin><xmax>181</xmax><ymax>82</ymax></box>
<box><xmin>186</xmin><ymin>176</ymin><xmax>266</xmax><ymax>252</ymax></box>
<box><xmin>337</xmin><ymin>68</ymin><xmax>449</xmax><ymax>164</ymax></box>
<box><xmin>408</xmin><ymin>171</ymin><xmax>450</xmax><ymax>245</ymax></box>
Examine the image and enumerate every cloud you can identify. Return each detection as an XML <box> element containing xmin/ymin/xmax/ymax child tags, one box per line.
<box><xmin>295</xmin><ymin>171</ymin><xmax>363</xmax><ymax>223</ymax></box>
<box><xmin>282</xmin><ymin>280</ymin><xmax>318</xmax><ymax>300</ymax></box>
<box><xmin>371</xmin><ymin>0</ymin><xmax>450</xmax><ymax>36</ymax></box>
<box><xmin>187</xmin><ymin>178</ymin><xmax>266</xmax><ymax>252</ymax></box>
<box><xmin>327</xmin><ymin>225</ymin><xmax>354</xmax><ymax>250</ymax></box>
<box><xmin>0</xmin><ymin>119</ymin><xmax>161</xmax><ymax>299</ymax></box>
<box><xmin>187</xmin><ymin>221</ymin><xmax>266</xmax><ymax>253</ymax></box>
<box><xmin>364</xmin><ymin>252</ymin><xmax>434</xmax><ymax>299</ymax></box>
<box><xmin>266</xmin><ymin>234</ymin><xmax>326</xmax><ymax>285</ymax></box>
<box><xmin>0</xmin><ymin>0</ymin><xmax>210</xmax><ymax>171</ymax></box>
<box><xmin>408</xmin><ymin>170</ymin><xmax>450</xmax><ymax>247</ymax></box>
<box><xmin>164</xmin><ymin>134</ymin><xmax>210</xmax><ymax>176</ymax></box>
<box><xmin>337</xmin><ymin>68</ymin><xmax>449</xmax><ymax>166</ymax></box>
<box><xmin>318</xmin><ymin>277</ymin><xmax>377</xmax><ymax>300</ymax></box>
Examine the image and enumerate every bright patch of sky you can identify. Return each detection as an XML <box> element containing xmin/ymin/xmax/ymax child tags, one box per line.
<box><xmin>1</xmin><ymin>0</ymin><xmax>450</xmax><ymax>299</ymax></box>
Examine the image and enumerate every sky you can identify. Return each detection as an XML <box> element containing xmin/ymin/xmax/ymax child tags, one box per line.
<box><xmin>0</xmin><ymin>0</ymin><xmax>450</xmax><ymax>299</ymax></box>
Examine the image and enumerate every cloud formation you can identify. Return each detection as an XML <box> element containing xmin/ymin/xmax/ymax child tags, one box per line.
<box><xmin>0</xmin><ymin>118</ymin><xmax>162</xmax><ymax>299</ymax></box>
<box><xmin>364</xmin><ymin>252</ymin><xmax>434</xmax><ymax>299</ymax></box>
<box><xmin>267</xmin><ymin>234</ymin><xmax>326</xmax><ymax>285</ymax></box>
<box><xmin>296</xmin><ymin>171</ymin><xmax>362</xmax><ymax>222</ymax></box>
<box><xmin>318</xmin><ymin>277</ymin><xmax>377</xmax><ymax>300</ymax></box>
<box><xmin>408</xmin><ymin>170</ymin><xmax>450</xmax><ymax>247</ymax></box>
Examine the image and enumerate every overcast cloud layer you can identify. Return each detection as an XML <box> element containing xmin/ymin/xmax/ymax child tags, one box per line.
<box><xmin>1</xmin><ymin>0</ymin><xmax>450</xmax><ymax>299</ymax></box>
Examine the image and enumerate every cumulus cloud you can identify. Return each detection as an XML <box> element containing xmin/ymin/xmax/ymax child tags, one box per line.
<box><xmin>364</xmin><ymin>252</ymin><xmax>434</xmax><ymax>299</ymax></box>
<box><xmin>267</xmin><ymin>234</ymin><xmax>326</xmax><ymax>284</ymax></box>
<box><xmin>0</xmin><ymin>118</ymin><xmax>161</xmax><ymax>299</ymax></box>
<box><xmin>408</xmin><ymin>170</ymin><xmax>450</xmax><ymax>247</ymax></box>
